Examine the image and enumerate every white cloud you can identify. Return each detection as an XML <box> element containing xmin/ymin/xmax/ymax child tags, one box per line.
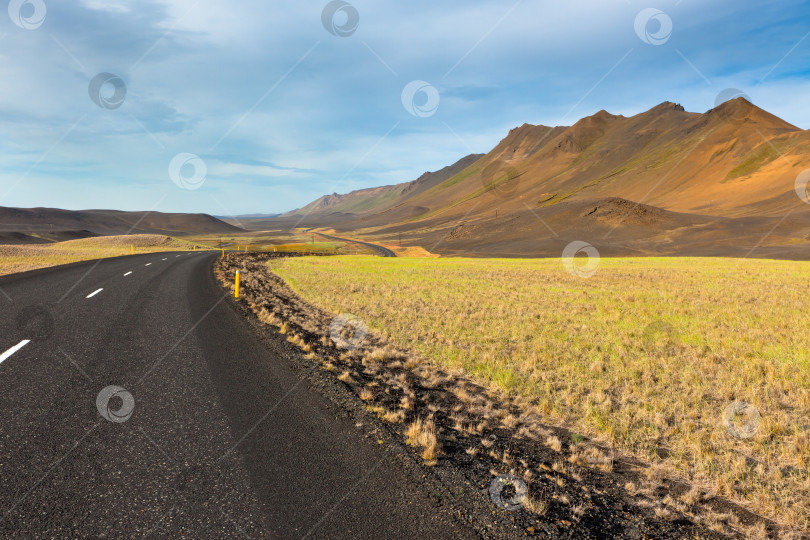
<box><xmin>209</xmin><ymin>162</ymin><xmax>297</xmax><ymax>178</ymax></box>
<box><xmin>81</xmin><ymin>0</ymin><xmax>134</xmax><ymax>14</ymax></box>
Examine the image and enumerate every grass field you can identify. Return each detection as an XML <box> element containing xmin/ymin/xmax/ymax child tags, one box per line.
<box><xmin>183</xmin><ymin>229</ymin><xmax>374</xmax><ymax>255</ymax></box>
<box><xmin>0</xmin><ymin>235</ymin><xmax>199</xmax><ymax>276</ymax></box>
<box><xmin>269</xmin><ymin>255</ymin><xmax>810</xmax><ymax>530</ymax></box>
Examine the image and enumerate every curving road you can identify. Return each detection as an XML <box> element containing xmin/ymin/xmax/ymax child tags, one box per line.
<box><xmin>0</xmin><ymin>252</ymin><xmax>470</xmax><ymax>538</ymax></box>
<box><xmin>315</xmin><ymin>233</ymin><xmax>397</xmax><ymax>257</ymax></box>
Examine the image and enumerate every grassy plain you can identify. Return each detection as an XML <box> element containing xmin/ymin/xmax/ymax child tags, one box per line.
<box><xmin>270</xmin><ymin>255</ymin><xmax>810</xmax><ymax>530</ymax></box>
<box><xmin>183</xmin><ymin>229</ymin><xmax>375</xmax><ymax>255</ymax></box>
<box><xmin>0</xmin><ymin>234</ymin><xmax>198</xmax><ymax>276</ymax></box>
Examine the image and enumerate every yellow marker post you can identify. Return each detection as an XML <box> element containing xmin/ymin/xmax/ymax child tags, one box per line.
<box><xmin>193</xmin><ymin>245</ymin><xmax>196</xmax><ymax>251</ymax></box>
<box><xmin>130</xmin><ymin>245</ymin><xmax>133</xmax><ymax>255</ymax></box>
<box><xmin>234</xmin><ymin>270</ymin><xmax>240</xmax><ymax>298</ymax></box>
<box><xmin>221</xmin><ymin>248</ymin><xmax>225</xmax><ymax>257</ymax></box>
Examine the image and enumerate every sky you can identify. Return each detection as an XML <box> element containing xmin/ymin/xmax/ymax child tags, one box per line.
<box><xmin>1</xmin><ymin>0</ymin><xmax>810</xmax><ymax>216</ymax></box>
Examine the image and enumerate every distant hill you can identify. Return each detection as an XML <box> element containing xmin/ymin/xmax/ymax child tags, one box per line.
<box><xmin>253</xmin><ymin>98</ymin><xmax>810</xmax><ymax>259</ymax></box>
<box><xmin>284</xmin><ymin>153</ymin><xmax>483</xmax><ymax>223</ymax></box>
<box><xmin>0</xmin><ymin>207</ymin><xmax>242</xmax><ymax>240</ymax></box>
<box><xmin>217</xmin><ymin>213</ymin><xmax>281</xmax><ymax>220</ymax></box>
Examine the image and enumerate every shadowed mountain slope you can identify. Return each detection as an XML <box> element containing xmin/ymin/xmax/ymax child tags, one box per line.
<box><xmin>0</xmin><ymin>207</ymin><xmax>243</xmax><ymax>239</ymax></box>
<box><xmin>246</xmin><ymin>99</ymin><xmax>810</xmax><ymax>258</ymax></box>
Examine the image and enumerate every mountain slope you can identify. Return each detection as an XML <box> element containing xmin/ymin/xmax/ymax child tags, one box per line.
<box><xmin>284</xmin><ymin>153</ymin><xmax>483</xmax><ymax>222</ymax></box>
<box><xmin>252</xmin><ymin>99</ymin><xmax>810</xmax><ymax>258</ymax></box>
<box><xmin>289</xmin><ymin>99</ymin><xmax>809</xmax><ymax>223</ymax></box>
<box><xmin>0</xmin><ymin>207</ymin><xmax>243</xmax><ymax>237</ymax></box>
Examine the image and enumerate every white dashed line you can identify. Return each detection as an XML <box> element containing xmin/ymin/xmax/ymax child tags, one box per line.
<box><xmin>145</xmin><ymin>263</ymin><xmax>152</xmax><ymax>266</ymax></box>
<box><xmin>86</xmin><ymin>288</ymin><xmax>103</xmax><ymax>299</ymax></box>
<box><xmin>0</xmin><ymin>340</ymin><xmax>31</xmax><ymax>364</ymax></box>
<box><xmin>124</xmin><ymin>271</ymin><xmax>133</xmax><ymax>276</ymax></box>
<box><xmin>161</xmin><ymin>258</ymin><xmax>167</xmax><ymax>261</ymax></box>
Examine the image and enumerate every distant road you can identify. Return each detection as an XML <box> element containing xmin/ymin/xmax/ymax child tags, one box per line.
<box><xmin>315</xmin><ymin>233</ymin><xmax>397</xmax><ymax>257</ymax></box>
<box><xmin>0</xmin><ymin>252</ymin><xmax>469</xmax><ymax>538</ymax></box>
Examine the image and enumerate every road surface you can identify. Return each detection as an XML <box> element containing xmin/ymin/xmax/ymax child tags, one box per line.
<box><xmin>315</xmin><ymin>233</ymin><xmax>397</xmax><ymax>257</ymax></box>
<box><xmin>0</xmin><ymin>252</ymin><xmax>471</xmax><ymax>538</ymax></box>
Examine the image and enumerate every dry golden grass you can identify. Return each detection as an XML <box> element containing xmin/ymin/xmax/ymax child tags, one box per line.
<box><xmin>380</xmin><ymin>244</ymin><xmax>439</xmax><ymax>258</ymax></box>
<box><xmin>0</xmin><ymin>234</ymin><xmax>197</xmax><ymax>276</ymax></box>
<box><xmin>270</xmin><ymin>255</ymin><xmax>810</xmax><ymax>531</ymax></box>
<box><xmin>406</xmin><ymin>416</ymin><xmax>441</xmax><ymax>463</ymax></box>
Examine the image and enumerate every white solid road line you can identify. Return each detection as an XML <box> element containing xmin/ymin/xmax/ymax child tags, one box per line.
<box><xmin>124</xmin><ymin>271</ymin><xmax>133</xmax><ymax>276</ymax></box>
<box><xmin>0</xmin><ymin>340</ymin><xmax>31</xmax><ymax>364</ymax></box>
<box><xmin>145</xmin><ymin>263</ymin><xmax>152</xmax><ymax>266</ymax></box>
<box><xmin>86</xmin><ymin>288</ymin><xmax>103</xmax><ymax>298</ymax></box>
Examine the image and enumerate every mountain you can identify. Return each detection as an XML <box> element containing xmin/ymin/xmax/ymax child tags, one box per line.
<box><xmin>247</xmin><ymin>99</ymin><xmax>810</xmax><ymax>258</ymax></box>
<box><xmin>217</xmin><ymin>213</ymin><xmax>281</xmax><ymax>220</ymax></box>
<box><xmin>283</xmin><ymin>152</ymin><xmax>483</xmax><ymax>225</ymax></box>
<box><xmin>0</xmin><ymin>207</ymin><xmax>243</xmax><ymax>239</ymax></box>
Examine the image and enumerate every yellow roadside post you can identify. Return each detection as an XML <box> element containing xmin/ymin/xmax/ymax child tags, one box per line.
<box><xmin>130</xmin><ymin>245</ymin><xmax>133</xmax><ymax>255</ymax></box>
<box><xmin>221</xmin><ymin>248</ymin><xmax>225</xmax><ymax>257</ymax></box>
<box><xmin>234</xmin><ymin>271</ymin><xmax>240</xmax><ymax>298</ymax></box>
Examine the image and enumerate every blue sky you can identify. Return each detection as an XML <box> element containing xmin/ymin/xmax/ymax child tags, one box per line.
<box><xmin>1</xmin><ymin>0</ymin><xmax>809</xmax><ymax>215</ymax></box>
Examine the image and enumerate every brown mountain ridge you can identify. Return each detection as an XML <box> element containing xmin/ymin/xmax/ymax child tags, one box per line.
<box><xmin>0</xmin><ymin>207</ymin><xmax>242</xmax><ymax>243</ymax></box>
<box><xmin>252</xmin><ymin>98</ymin><xmax>810</xmax><ymax>258</ymax></box>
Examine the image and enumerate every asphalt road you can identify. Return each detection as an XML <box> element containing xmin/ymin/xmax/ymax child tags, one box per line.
<box><xmin>0</xmin><ymin>252</ymin><xmax>471</xmax><ymax>538</ymax></box>
<box><xmin>315</xmin><ymin>234</ymin><xmax>397</xmax><ymax>257</ymax></box>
